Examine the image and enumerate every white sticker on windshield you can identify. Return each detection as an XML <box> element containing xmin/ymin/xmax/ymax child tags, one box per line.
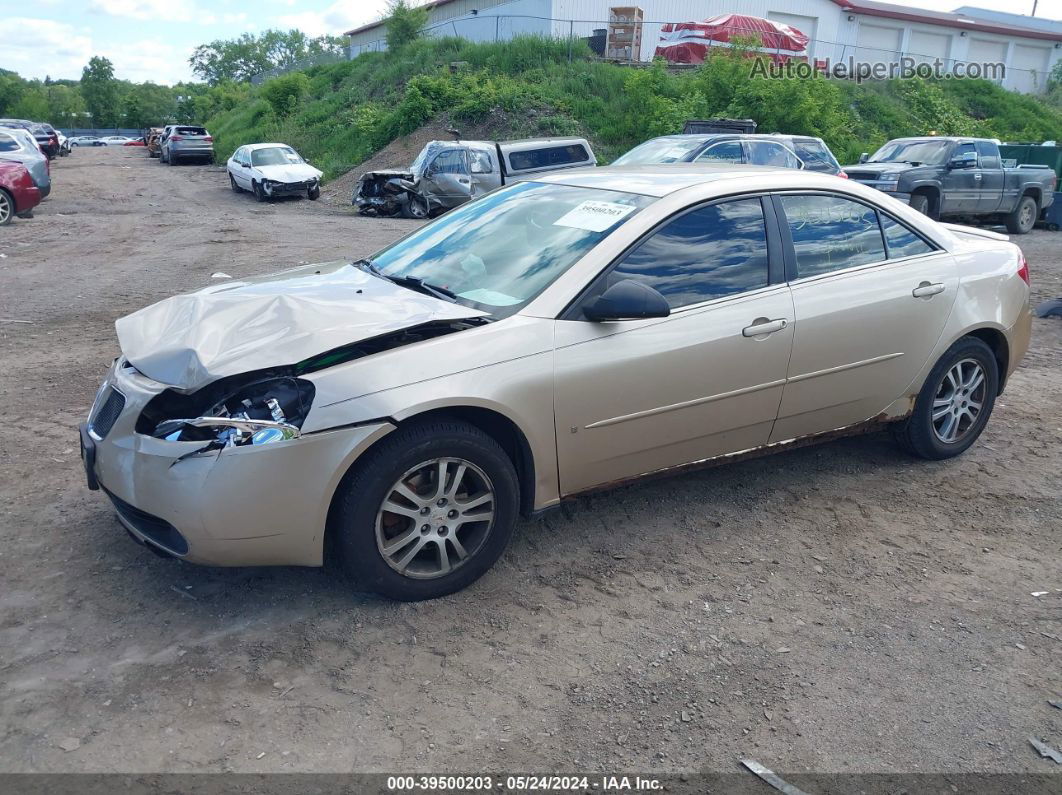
<box><xmin>553</xmin><ymin>201</ymin><xmax>636</xmax><ymax>232</ymax></box>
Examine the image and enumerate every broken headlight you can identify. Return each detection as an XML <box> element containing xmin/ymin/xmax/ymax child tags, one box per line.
<box><xmin>149</xmin><ymin>376</ymin><xmax>314</xmax><ymax>448</ymax></box>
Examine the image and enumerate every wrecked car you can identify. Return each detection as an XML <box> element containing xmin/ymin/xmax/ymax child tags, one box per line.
<box><xmin>227</xmin><ymin>143</ymin><xmax>323</xmax><ymax>202</ymax></box>
<box><xmin>353</xmin><ymin>137</ymin><xmax>596</xmax><ymax>219</ymax></box>
<box><xmin>145</xmin><ymin>127</ymin><xmax>164</xmax><ymax>158</ymax></box>
<box><xmin>82</xmin><ymin>165</ymin><xmax>1030</xmax><ymax>601</ymax></box>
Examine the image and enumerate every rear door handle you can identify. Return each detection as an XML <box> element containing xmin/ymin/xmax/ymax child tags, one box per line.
<box><xmin>742</xmin><ymin>318</ymin><xmax>788</xmax><ymax>337</ymax></box>
<box><xmin>912</xmin><ymin>282</ymin><xmax>945</xmax><ymax>298</ymax></box>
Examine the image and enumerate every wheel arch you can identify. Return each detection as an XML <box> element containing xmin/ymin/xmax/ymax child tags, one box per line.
<box><xmin>1021</xmin><ymin>186</ymin><xmax>1042</xmax><ymax>208</ymax></box>
<box><xmin>963</xmin><ymin>326</ymin><xmax>1010</xmax><ymax>393</ymax></box>
<box><xmin>910</xmin><ymin>184</ymin><xmax>940</xmax><ymax>215</ymax></box>
<box><xmin>322</xmin><ymin>404</ymin><xmax>538</xmax><ymax>566</ymax></box>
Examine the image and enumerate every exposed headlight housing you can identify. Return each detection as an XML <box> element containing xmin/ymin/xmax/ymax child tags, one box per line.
<box><xmin>138</xmin><ymin>375</ymin><xmax>315</xmax><ymax>448</ymax></box>
<box><xmin>878</xmin><ymin>180</ymin><xmax>900</xmax><ymax>191</ymax></box>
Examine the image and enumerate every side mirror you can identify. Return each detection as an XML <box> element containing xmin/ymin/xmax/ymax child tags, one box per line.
<box><xmin>858</xmin><ymin>152</ymin><xmax>869</xmax><ymax>164</ymax></box>
<box><xmin>948</xmin><ymin>151</ymin><xmax>977</xmax><ymax>169</ymax></box>
<box><xmin>583</xmin><ymin>280</ymin><xmax>670</xmax><ymax>322</ymax></box>
<box><xmin>241</xmin><ymin>162</ymin><xmax>250</xmax><ymax>168</ymax></box>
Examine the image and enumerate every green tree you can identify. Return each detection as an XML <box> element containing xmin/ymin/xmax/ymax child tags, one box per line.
<box><xmin>9</xmin><ymin>85</ymin><xmax>49</xmax><ymax>121</ymax></box>
<box><xmin>81</xmin><ymin>56</ymin><xmax>120</xmax><ymax>126</ymax></box>
<box><xmin>189</xmin><ymin>30</ymin><xmax>345</xmax><ymax>84</ymax></box>
<box><xmin>46</xmin><ymin>84</ymin><xmax>87</xmax><ymax>127</ymax></box>
<box><xmin>386</xmin><ymin>0</ymin><xmax>429</xmax><ymax>51</ymax></box>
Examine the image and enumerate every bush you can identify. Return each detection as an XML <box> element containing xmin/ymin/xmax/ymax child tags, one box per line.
<box><xmin>386</xmin><ymin>0</ymin><xmax>429</xmax><ymax>51</ymax></box>
<box><xmin>260</xmin><ymin>72</ymin><xmax>309</xmax><ymax>116</ymax></box>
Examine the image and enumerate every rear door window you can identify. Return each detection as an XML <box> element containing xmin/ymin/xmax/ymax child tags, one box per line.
<box><xmin>748</xmin><ymin>141</ymin><xmax>802</xmax><ymax>169</ymax></box>
<box><xmin>778</xmin><ymin>194</ymin><xmax>886</xmax><ymax>278</ymax></box>
<box><xmin>609</xmin><ymin>198</ymin><xmax>770</xmax><ymax>308</ymax></box>
<box><xmin>0</xmin><ymin>136</ymin><xmax>18</xmax><ymax>152</ymax></box>
<box><xmin>694</xmin><ymin>140</ymin><xmax>744</xmax><ymax>164</ymax></box>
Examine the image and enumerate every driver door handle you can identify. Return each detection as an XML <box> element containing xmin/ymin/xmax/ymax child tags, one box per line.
<box><xmin>912</xmin><ymin>282</ymin><xmax>945</xmax><ymax>298</ymax></box>
<box><xmin>742</xmin><ymin>318</ymin><xmax>788</xmax><ymax>337</ymax></box>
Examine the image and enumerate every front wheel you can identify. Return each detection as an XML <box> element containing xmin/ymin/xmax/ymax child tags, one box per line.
<box><xmin>910</xmin><ymin>193</ymin><xmax>933</xmax><ymax>218</ymax></box>
<box><xmin>252</xmin><ymin>181</ymin><xmax>267</xmax><ymax>202</ymax></box>
<box><xmin>307</xmin><ymin>184</ymin><xmax>321</xmax><ymax>201</ymax></box>
<box><xmin>401</xmin><ymin>194</ymin><xmax>429</xmax><ymax>219</ymax></box>
<box><xmin>1005</xmin><ymin>196</ymin><xmax>1037</xmax><ymax>235</ymax></box>
<box><xmin>892</xmin><ymin>336</ymin><xmax>998</xmax><ymax>460</ymax></box>
<box><xmin>331</xmin><ymin>419</ymin><xmax>520</xmax><ymax>601</ymax></box>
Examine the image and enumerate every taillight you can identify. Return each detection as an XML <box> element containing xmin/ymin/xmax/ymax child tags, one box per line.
<box><xmin>837</xmin><ymin>170</ymin><xmax>848</xmax><ymax>179</ymax></box>
<box><xmin>170</xmin><ymin>135</ymin><xmax>184</xmax><ymax>142</ymax></box>
<box><xmin>1017</xmin><ymin>255</ymin><xmax>1030</xmax><ymax>285</ymax></box>
<box><xmin>204</xmin><ymin>136</ymin><xmax>213</xmax><ymax>142</ymax></box>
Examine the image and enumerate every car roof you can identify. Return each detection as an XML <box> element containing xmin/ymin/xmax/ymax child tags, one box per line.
<box><xmin>531</xmin><ymin>163</ymin><xmax>845</xmax><ymax>197</ymax></box>
<box><xmin>242</xmin><ymin>143</ymin><xmax>294</xmax><ymax>151</ymax></box>
<box><xmin>648</xmin><ymin>133</ymin><xmax>823</xmax><ymax>143</ymax></box>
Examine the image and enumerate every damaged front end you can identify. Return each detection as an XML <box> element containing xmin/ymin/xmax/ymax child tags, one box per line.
<box><xmin>353</xmin><ymin>170</ymin><xmax>418</xmax><ymax>217</ymax></box>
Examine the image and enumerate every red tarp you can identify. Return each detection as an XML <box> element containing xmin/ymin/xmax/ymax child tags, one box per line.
<box><xmin>655</xmin><ymin>13</ymin><xmax>810</xmax><ymax>64</ymax></box>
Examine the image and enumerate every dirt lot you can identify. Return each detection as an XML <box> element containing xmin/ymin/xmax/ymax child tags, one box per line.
<box><xmin>1</xmin><ymin>148</ymin><xmax>1060</xmax><ymax>779</ymax></box>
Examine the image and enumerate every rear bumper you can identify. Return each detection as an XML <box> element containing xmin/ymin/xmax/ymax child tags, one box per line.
<box><xmin>171</xmin><ymin>147</ymin><xmax>214</xmax><ymax>159</ymax></box>
<box><xmin>15</xmin><ymin>185</ymin><xmax>42</xmax><ymax>214</ymax></box>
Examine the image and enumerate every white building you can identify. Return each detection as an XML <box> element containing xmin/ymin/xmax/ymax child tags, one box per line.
<box><xmin>345</xmin><ymin>0</ymin><xmax>1062</xmax><ymax>93</ymax></box>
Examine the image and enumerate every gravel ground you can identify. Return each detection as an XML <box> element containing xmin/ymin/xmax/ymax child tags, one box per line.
<box><xmin>1</xmin><ymin>148</ymin><xmax>1060</xmax><ymax>778</ymax></box>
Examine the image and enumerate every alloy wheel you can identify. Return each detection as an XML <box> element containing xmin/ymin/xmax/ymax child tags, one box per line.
<box><xmin>0</xmin><ymin>191</ymin><xmax>12</xmax><ymax>225</ymax></box>
<box><xmin>1019</xmin><ymin>203</ymin><xmax>1034</xmax><ymax>230</ymax></box>
<box><xmin>931</xmin><ymin>358</ymin><xmax>986</xmax><ymax>444</ymax></box>
<box><xmin>375</xmin><ymin>457</ymin><xmax>496</xmax><ymax>580</ymax></box>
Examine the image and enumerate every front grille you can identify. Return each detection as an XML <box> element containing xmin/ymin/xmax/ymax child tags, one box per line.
<box><xmin>105</xmin><ymin>490</ymin><xmax>189</xmax><ymax>556</ymax></box>
<box><xmin>89</xmin><ymin>387</ymin><xmax>125</xmax><ymax>439</ymax></box>
<box><xmin>845</xmin><ymin>171</ymin><xmax>879</xmax><ymax>181</ymax></box>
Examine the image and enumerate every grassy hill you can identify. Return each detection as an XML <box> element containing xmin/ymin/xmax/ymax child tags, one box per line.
<box><xmin>203</xmin><ymin>35</ymin><xmax>1062</xmax><ymax>181</ymax></box>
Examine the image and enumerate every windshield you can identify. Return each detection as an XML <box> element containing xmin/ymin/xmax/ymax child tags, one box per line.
<box><xmin>612</xmin><ymin>137</ymin><xmax>708</xmax><ymax>165</ymax></box>
<box><xmin>251</xmin><ymin>146</ymin><xmax>304</xmax><ymax>167</ymax></box>
<box><xmin>370</xmin><ymin>181</ymin><xmax>652</xmax><ymax>317</ymax></box>
<box><xmin>869</xmin><ymin>140</ymin><xmax>950</xmax><ymax>165</ymax></box>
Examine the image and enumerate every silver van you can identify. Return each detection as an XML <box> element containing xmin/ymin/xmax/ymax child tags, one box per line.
<box><xmin>354</xmin><ymin>137</ymin><xmax>596</xmax><ymax>218</ymax></box>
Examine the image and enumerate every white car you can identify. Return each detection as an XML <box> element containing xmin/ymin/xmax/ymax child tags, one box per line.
<box><xmin>227</xmin><ymin>143</ymin><xmax>322</xmax><ymax>202</ymax></box>
<box><xmin>69</xmin><ymin>136</ymin><xmax>99</xmax><ymax>147</ymax></box>
<box><xmin>99</xmin><ymin>136</ymin><xmax>133</xmax><ymax>147</ymax></box>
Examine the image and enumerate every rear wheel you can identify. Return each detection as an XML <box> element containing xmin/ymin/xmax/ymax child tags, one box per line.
<box><xmin>331</xmin><ymin>420</ymin><xmax>520</xmax><ymax>601</ymax></box>
<box><xmin>1005</xmin><ymin>195</ymin><xmax>1037</xmax><ymax>235</ymax></box>
<box><xmin>229</xmin><ymin>173</ymin><xmax>242</xmax><ymax>193</ymax></box>
<box><xmin>892</xmin><ymin>336</ymin><xmax>998</xmax><ymax>460</ymax></box>
<box><xmin>168</xmin><ymin>152</ymin><xmax>178</xmax><ymax>166</ymax></box>
<box><xmin>0</xmin><ymin>189</ymin><xmax>14</xmax><ymax>226</ymax></box>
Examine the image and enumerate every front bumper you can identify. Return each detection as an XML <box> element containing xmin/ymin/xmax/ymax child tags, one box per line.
<box><xmin>82</xmin><ymin>360</ymin><xmax>395</xmax><ymax>567</ymax></box>
<box><xmin>264</xmin><ymin>179</ymin><xmax>318</xmax><ymax>197</ymax></box>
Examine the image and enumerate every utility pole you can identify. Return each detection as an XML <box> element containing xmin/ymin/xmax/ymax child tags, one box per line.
<box><xmin>1031</xmin><ymin>0</ymin><xmax>1038</xmax><ymax>16</ymax></box>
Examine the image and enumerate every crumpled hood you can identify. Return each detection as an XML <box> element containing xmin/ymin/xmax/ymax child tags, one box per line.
<box><xmin>360</xmin><ymin>169</ymin><xmax>415</xmax><ymax>181</ymax></box>
<box><xmin>115</xmin><ymin>261</ymin><xmax>486</xmax><ymax>390</ymax></box>
<box><xmin>256</xmin><ymin>163</ymin><xmax>321</xmax><ymax>183</ymax></box>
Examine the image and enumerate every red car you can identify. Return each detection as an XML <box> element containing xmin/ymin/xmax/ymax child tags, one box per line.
<box><xmin>0</xmin><ymin>161</ymin><xmax>42</xmax><ymax>225</ymax></box>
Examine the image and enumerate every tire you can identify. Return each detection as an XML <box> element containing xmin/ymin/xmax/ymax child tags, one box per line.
<box><xmin>909</xmin><ymin>192</ymin><xmax>933</xmax><ymax>218</ymax></box>
<box><xmin>229</xmin><ymin>173</ymin><xmax>242</xmax><ymax>193</ymax></box>
<box><xmin>0</xmin><ymin>188</ymin><xmax>14</xmax><ymax>226</ymax></box>
<box><xmin>307</xmin><ymin>185</ymin><xmax>321</xmax><ymax>201</ymax></box>
<box><xmin>892</xmin><ymin>336</ymin><xmax>999</xmax><ymax>460</ymax></box>
<box><xmin>168</xmin><ymin>151</ymin><xmax>178</xmax><ymax>166</ymax></box>
<box><xmin>1005</xmin><ymin>195</ymin><xmax>1037</xmax><ymax>235</ymax></box>
<box><xmin>331</xmin><ymin>419</ymin><xmax>520</xmax><ymax>601</ymax></box>
<box><xmin>401</xmin><ymin>194</ymin><xmax>429</xmax><ymax>219</ymax></box>
<box><xmin>253</xmin><ymin>181</ymin><xmax>267</xmax><ymax>203</ymax></box>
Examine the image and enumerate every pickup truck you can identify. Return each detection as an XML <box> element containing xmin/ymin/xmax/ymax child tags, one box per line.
<box><xmin>354</xmin><ymin>137</ymin><xmax>596</xmax><ymax>219</ymax></box>
<box><xmin>844</xmin><ymin>137</ymin><xmax>1056</xmax><ymax>234</ymax></box>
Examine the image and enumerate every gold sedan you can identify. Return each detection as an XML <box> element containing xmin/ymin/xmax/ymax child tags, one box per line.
<box><xmin>81</xmin><ymin>165</ymin><xmax>1032</xmax><ymax>600</ymax></box>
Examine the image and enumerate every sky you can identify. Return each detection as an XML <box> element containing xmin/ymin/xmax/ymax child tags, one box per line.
<box><xmin>1</xmin><ymin>0</ymin><xmax>1060</xmax><ymax>85</ymax></box>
